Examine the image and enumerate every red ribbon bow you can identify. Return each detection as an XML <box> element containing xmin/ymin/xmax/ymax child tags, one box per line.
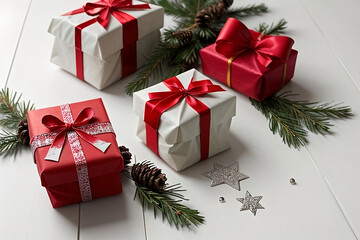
<box><xmin>215</xmin><ymin>18</ymin><xmax>294</xmax><ymax>67</ymax></box>
<box><xmin>65</xmin><ymin>0</ymin><xmax>150</xmax><ymax>29</ymax></box>
<box><xmin>63</xmin><ymin>0</ymin><xmax>149</xmax><ymax>80</ymax></box>
<box><xmin>42</xmin><ymin>107</ymin><xmax>110</xmax><ymax>162</ymax></box>
<box><xmin>144</xmin><ymin>76</ymin><xmax>225</xmax><ymax>160</ymax></box>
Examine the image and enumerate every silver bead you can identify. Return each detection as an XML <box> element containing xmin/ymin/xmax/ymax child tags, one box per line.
<box><xmin>290</xmin><ymin>178</ymin><xmax>296</xmax><ymax>185</ymax></box>
<box><xmin>219</xmin><ymin>197</ymin><xmax>225</xmax><ymax>203</ymax></box>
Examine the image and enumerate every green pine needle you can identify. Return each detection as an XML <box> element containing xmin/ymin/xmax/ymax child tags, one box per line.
<box><xmin>151</xmin><ymin>0</ymin><xmax>197</xmax><ymax>21</ymax></box>
<box><xmin>256</xmin><ymin>18</ymin><xmax>288</xmax><ymax>35</ymax></box>
<box><xmin>0</xmin><ymin>130</ymin><xmax>20</xmax><ymax>154</ymax></box>
<box><xmin>193</xmin><ymin>27</ymin><xmax>217</xmax><ymax>41</ymax></box>
<box><xmin>250</xmin><ymin>92</ymin><xmax>354</xmax><ymax>149</ymax></box>
<box><xmin>136</xmin><ymin>184</ymin><xmax>205</xmax><ymax>228</ymax></box>
<box><xmin>221</xmin><ymin>3</ymin><xmax>268</xmax><ymax>19</ymax></box>
<box><xmin>0</xmin><ymin>88</ymin><xmax>34</xmax><ymax>129</ymax></box>
<box><xmin>122</xmin><ymin>169</ymin><xmax>205</xmax><ymax>228</ymax></box>
<box><xmin>0</xmin><ymin>88</ymin><xmax>34</xmax><ymax>154</ymax></box>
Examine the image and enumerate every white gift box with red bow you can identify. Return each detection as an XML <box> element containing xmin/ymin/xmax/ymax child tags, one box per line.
<box><xmin>133</xmin><ymin>69</ymin><xmax>236</xmax><ymax>171</ymax></box>
<box><xmin>48</xmin><ymin>0</ymin><xmax>164</xmax><ymax>90</ymax></box>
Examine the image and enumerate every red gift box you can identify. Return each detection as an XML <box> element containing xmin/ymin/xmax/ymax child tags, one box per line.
<box><xmin>27</xmin><ymin>98</ymin><xmax>124</xmax><ymax>208</ymax></box>
<box><xmin>200</xmin><ymin>18</ymin><xmax>298</xmax><ymax>101</ymax></box>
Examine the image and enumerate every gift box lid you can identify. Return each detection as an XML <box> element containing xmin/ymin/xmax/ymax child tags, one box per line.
<box><xmin>27</xmin><ymin>98</ymin><xmax>124</xmax><ymax>187</ymax></box>
<box><xmin>48</xmin><ymin>1</ymin><xmax>164</xmax><ymax>60</ymax></box>
<box><xmin>133</xmin><ymin>69</ymin><xmax>236</xmax><ymax>145</ymax></box>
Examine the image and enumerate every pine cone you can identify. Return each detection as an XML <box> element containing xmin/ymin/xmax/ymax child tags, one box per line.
<box><xmin>172</xmin><ymin>29</ymin><xmax>193</xmax><ymax>47</ymax></box>
<box><xmin>195</xmin><ymin>0</ymin><xmax>233</xmax><ymax>28</ymax></box>
<box><xmin>223</xmin><ymin>0</ymin><xmax>234</xmax><ymax>8</ymax></box>
<box><xmin>119</xmin><ymin>145</ymin><xmax>132</xmax><ymax>165</ymax></box>
<box><xmin>131</xmin><ymin>161</ymin><xmax>167</xmax><ymax>192</ymax></box>
<box><xmin>18</xmin><ymin>120</ymin><xmax>30</xmax><ymax>145</ymax></box>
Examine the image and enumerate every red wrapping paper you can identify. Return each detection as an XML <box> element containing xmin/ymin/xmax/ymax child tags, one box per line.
<box><xmin>27</xmin><ymin>98</ymin><xmax>124</xmax><ymax>208</ymax></box>
<box><xmin>200</xmin><ymin>18</ymin><xmax>298</xmax><ymax>101</ymax></box>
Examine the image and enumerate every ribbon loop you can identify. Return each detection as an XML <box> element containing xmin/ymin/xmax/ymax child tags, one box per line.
<box><xmin>215</xmin><ymin>18</ymin><xmax>294</xmax><ymax>67</ymax></box>
<box><xmin>73</xmin><ymin>107</ymin><xmax>95</xmax><ymax>126</ymax></box>
<box><xmin>42</xmin><ymin>114</ymin><xmax>67</xmax><ymax>131</ymax></box>
<box><xmin>65</xmin><ymin>0</ymin><xmax>150</xmax><ymax>29</ymax></box>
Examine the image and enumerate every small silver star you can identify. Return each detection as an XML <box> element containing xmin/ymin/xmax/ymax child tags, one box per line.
<box><xmin>202</xmin><ymin>162</ymin><xmax>249</xmax><ymax>190</ymax></box>
<box><xmin>237</xmin><ymin>191</ymin><xmax>264</xmax><ymax>216</ymax></box>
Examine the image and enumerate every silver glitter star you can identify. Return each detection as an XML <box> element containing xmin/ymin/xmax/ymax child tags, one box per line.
<box><xmin>202</xmin><ymin>162</ymin><xmax>249</xmax><ymax>190</ymax></box>
<box><xmin>237</xmin><ymin>191</ymin><xmax>265</xmax><ymax>216</ymax></box>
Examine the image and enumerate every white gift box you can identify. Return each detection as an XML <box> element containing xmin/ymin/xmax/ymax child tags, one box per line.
<box><xmin>133</xmin><ymin>69</ymin><xmax>236</xmax><ymax>171</ymax></box>
<box><xmin>48</xmin><ymin>1</ymin><xmax>164</xmax><ymax>90</ymax></box>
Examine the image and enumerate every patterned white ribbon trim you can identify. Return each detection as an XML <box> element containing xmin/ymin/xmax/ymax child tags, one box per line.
<box><xmin>30</xmin><ymin>122</ymin><xmax>114</xmax><ymax>156</ymax></box>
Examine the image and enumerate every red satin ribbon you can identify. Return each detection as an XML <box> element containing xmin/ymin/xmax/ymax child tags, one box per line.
<box><xmin>42</xmin><ymin>107</ymin><xmax>109</xmax><ymax>161</ymax></box>
<box><xmin>63</xmin><ymin>0</ymin><xmax>150</xmax><ymax>80</ymax></box>
<box><xmin>144</xmin><ymin>77</ymin><xmax>225</xmax><ymax>160</ymax></box>
<box><xmin>215</xmin><ymin>18</ymin><xmax>294</xmax><ymax>67</ymax></box>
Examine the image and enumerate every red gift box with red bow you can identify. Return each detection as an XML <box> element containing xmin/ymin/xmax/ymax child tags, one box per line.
<box><xmin>27</xmin><ymin>98</ymin><xmax>124</xmax><ymax>208</ymax></box>
<box><xmin>200</xmin><ymin>18</ymin><xmax>298</xmax><ymax>101</ymax></box>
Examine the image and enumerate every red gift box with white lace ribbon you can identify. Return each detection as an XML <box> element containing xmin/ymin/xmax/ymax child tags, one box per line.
<box><xmin>27</xmin><ymin>98</ymin><xmax>123</xmax><ymax>208</ymax></box>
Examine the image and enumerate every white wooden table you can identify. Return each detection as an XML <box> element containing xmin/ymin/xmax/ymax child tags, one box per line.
<box><xmin>1</xmin><ymin>0</ymin><xmax>359</xmax><ymax>239</ymax></box>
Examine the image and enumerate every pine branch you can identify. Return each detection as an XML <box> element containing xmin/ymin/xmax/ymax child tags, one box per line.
<box><xmin>194</xmin><ymin>26</ymin><xmax>217</xmax><ymax>41</ymax></box>
<box><xmin>125</xmin><ymin>41</ymin><xmax>172</xmax><ymax>95</ymax></box>
<box><xmin>164</xmin><ymin>65</ymin><xmax>183</xmax><ymax>79</ymax></box>
<box><xmin>126</xmin><ymin>29</ymin><xmax>209</xmax><ymax>95</ymax></box>
<box><xmin>0</xmin><ymin>130</ymin><xmax>20</xmax><ymax>154</ymax></box>
<box><xmin>136</xmin><ymin>183</ymin><xmax>205</xmax><ymax>228</ymax></box>
<box><xmin>0</xmin><ymin>88</ymin><xmax>34</xmax><ymax>129</ymax></box>
<box><xmin>224</xmin><ymin>3</ymin><xmax>268</xmax><ymax>18</ymax></box>
<box><xmin>250</xmin><ymin>92</ymin><xmax>353</xmax><ymax>149</ymax></box>
<box><xmin>122</xmin><ymin>168</ymin><xmax>205</xmax><ymax>228</ymax></box>
<box><xmin>256</xmin><ymin>18</ymin><xmax>287</xmax><ymax>35</ymax></box>
<box><xmin>150</xmin><ymin>0</ymin><xmax>197</xmax><ymax>21</ymax></box>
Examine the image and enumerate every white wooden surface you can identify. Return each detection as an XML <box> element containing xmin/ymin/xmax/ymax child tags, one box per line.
<box><xmin>1</xmin><ymin>0</ymin><xmax>359</xmax><ymax>239</ymax></box>
<box><xmin>0</xmin><ymin>0</ymin><xmax>31</xmax><ymax>87</ymax></box>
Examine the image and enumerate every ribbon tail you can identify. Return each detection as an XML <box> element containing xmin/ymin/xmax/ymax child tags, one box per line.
<box><xmin>76</xmin><ymin>129</ymin><xmax>111</xmax><ymax>152</ymax></box>
<box><xmin>44</xmin><ymin>130</ymin><xmax>67</xmax><ymax>162</ymax></box>
<box><xmin>62</xmin><ymin>7</ymin><xmax>85</xmax><ymax>16</ymax></box>
<box><xmin>45</xmin><ymin>147</ymin><xmax>63</xmax><ymax>162</ymax></box>
<box><xmin>124</xmin><ymin>4</ymin><xmax>151</xmax><ymax>9</ymax></box>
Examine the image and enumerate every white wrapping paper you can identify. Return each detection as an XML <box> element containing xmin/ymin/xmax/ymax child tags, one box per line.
<box><xmin>133</xmin><ymin>69</ymin><xmax>236</xmax><ymax>171</ymax></box>
<box><xmin>48</xmin><ymin>1</ymin><xmax>164</xmax><ymax>90</ymax></box>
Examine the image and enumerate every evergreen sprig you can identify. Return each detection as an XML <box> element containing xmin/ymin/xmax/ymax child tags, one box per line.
<box><xmin>0</xmin><ymin>88</ymin><xmax>34</xmax><ymax>129</ymax></box>
<box><xmin>250</xmin><ymin>92</ymin><xmax>353</xmax><ymax>149</ymax></box>
<box><xmin>255</xmin><ymin>18</ymin><xmax>288</xmax><ymax>35</ymax></box>
<box><xmin>136</xmin><ymin>184</ymin><xmax>204</xmax><ymax>228</ymax></box>
<box><xmin>0</xmin><ymin>130</ymin><xmax>20</xmax><ymax>154</ymax></box>
<box><xmin>213</xmin><ymin>3</ymin><xmax>268</xmax><ymax>30</ymax></box>
<box><xmin>122</xmin><ymin>168</ymin><xmax>205</xmax><ymax>228</ymax></box>
<box><xmin>125</xmin><ymin>41</ymin><xmax>172</xmax><ymax>94</ymax></box>
<box><xmin>0</xmin><ymin>88</ymin><xmax>34</xmax><ymax>154</ymax></box>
